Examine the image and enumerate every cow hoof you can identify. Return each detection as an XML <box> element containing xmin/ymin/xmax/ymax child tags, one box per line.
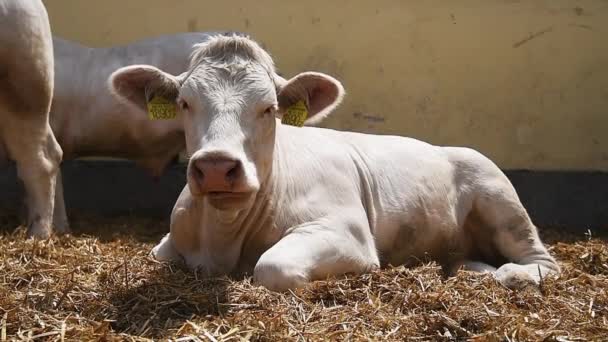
<box><xmin>253</xmin><ymin>262</ymin><xmax>308</xmax><ymax>292</ymax></box>
<box><xmin>54</xmin><ymin>224</ymin><xmax>71</xmax><ymax>235</ymax></box>
<box><xmin>151</xmin><ymin>234</ymin><xmax>181</xmax><ymax>262</ymax></box>
<box><xmin>26</xmin><ymin>223</ymin><xmax>52</xmax><ymax>239</ymax></box>
<box><xmin>494</xmin><ymin>263</ymin><xmax>539</xmax><ymax>290</ymax></box>
<box><xmin>149</xmin><ymin>247</ymin><xmax>158</xmax><ymax>259</ymax></box>
<box><xmin>53</xmin><ymin>219</ymin><xmax>71</xmax><ymax>235</ymax></box>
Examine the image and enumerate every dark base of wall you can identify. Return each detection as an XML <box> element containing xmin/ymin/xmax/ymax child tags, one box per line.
<box><xmin>1</xmin><ymin>160</ymin><xmax>606</xmax><ymax>233</ymax></box>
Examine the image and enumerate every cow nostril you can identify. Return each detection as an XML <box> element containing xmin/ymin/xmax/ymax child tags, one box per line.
<box><xmin>192</xmin><ymin>157</ymin><xmax>240</xmax><ymax>189</ymax></box>
<box><xmin>226</xmin><ymin>162</ymin><xmax>240</xmax><ymax>181</ymax></box>
<box><xmin>193</xmin><ymin>162</ymin><xmax>205</xmax><ymax>181</ymax></box>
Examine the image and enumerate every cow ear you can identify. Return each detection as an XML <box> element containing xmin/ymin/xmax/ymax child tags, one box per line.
<box><xmin>276</xmin><ymin>72</ymin><xmax>345</xmax><ymax>125</ymax></box>
<box><xmin>109</xmin><ymin>65</ymin><xmax>180</xmax><ymax>113</ymax></box>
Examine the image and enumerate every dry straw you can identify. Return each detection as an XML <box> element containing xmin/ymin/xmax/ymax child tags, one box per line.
<box><xmin>0</xmin><ymin>213</ymin><xmax>606</xmax><ymax>341</ymax></box>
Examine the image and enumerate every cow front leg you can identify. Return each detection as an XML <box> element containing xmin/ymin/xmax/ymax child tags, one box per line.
<box><xmin>151</xmin><ymin>187</ymin><xmax>197</xmax><ymax>264</ymax></box>
<box><xmin>151</xmin><ymin>233</ymin><xmax>182</xmax><ymax>262</ymax></box>
<box><xmin>253</xmin><ymin>217</ymin><xmax>379</xmax><ymax>292</ymax></box>
<box><xmin>7</xmin><ymin>124</ymin><xmax>63</xmax><ymax>238</ymax></box>
<box><xmin>52</xmin><ymin>168</ymin><xmax>70</xmax><ymax>234</ymax></box>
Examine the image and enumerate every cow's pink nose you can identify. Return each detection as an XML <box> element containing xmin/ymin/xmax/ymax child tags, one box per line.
<box><xmin>192</xmin><ymin>157</ymin><xmax>241</xmax><ymax>193</ymax></box>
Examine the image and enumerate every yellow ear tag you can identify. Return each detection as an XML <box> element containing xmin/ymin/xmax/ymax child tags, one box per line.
<box><xmin>147</xmin><ymin>96</ymin><xmax>177</xmax><ymax>120</ymax></box>
<box><xmin>281</xmin><ymin>100</ymin><xmax>308</xmax><ymax>127</ymax></box>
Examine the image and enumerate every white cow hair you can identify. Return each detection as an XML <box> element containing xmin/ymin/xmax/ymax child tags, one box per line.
<box><xmin>108</xmin><ymin>34</ymin><xmax>560</xmax><ymax>293</ymax></box>
<box><xmin>183</xmin><ymin>33</ymin><xmax>343</xmax><ymax>125</ymax></box>
<box><xmin>188</xmin><ymin>33</ymin><xmax>277</xmax><ymax>78</ymax></box>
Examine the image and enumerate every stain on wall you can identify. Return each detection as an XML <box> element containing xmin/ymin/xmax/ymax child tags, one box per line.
<box><xmin>42</xmin><ymin>0</ymin><xmax>608</xmax><ymax>170</ymax></box>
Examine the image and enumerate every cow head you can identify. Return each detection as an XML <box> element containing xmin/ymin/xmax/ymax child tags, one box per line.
<box><xmin>109</xmin><ymin>34</ymin><xmax>344</xmax><ymax>211</ymax></box>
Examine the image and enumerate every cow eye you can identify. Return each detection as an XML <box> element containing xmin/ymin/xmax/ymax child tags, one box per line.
<box><xmin>263</xmin><ymin>105</ymin><xmax>276</xmax><ymax>116</ymax></box>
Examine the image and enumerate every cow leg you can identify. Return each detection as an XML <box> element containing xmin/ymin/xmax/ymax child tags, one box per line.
<box><xmin>151</xmin><ymin>233</ymin><xmax>182</xmax><ymax>262</ymax></box>
<box><xmin>475</xmin><ymin>180</ymin><xmax>560</xmax><ymax>289</ymax></box>
<box><xmin>153</xmin><ymin>189</ymin><xmax>199</xmax><ymax>263</ymax></box>
<box><xmin>52</xmin><ymin>168</ymin><xmax>70</xmax><ymax>234</ymax></box>
<box><xmin>6</xmin><ymin>122</ymin><xmax>63</xmax><ymax>238</ymax></box>
<box><xmin>461</xmin><ymin>261</ymin><xmax>496</xmax><ymax>273</ymax></box>
<box><xmin>491</xmin><ymin>219</ymin><xmax>559</xmax><ymax>289</ymax></box>
<box><xmin>253</xmin><ymin>215</ymin><xmax>379</xmax><ymax>292</ymax></box>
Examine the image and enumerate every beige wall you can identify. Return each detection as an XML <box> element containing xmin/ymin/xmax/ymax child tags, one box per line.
<box><xmin>43</xmin><ymin>0</ymin><xmax>608</xmax><ymax>170</ymax></box>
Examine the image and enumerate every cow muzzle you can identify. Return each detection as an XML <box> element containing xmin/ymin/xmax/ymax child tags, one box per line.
<box><xmin>190</xmin><ymin>154</ymin><xmax>242</xmax><ymax>192</ymax></box>
<box><xmin>187</xmin><ymin>151</ymin><xmax>255</xmax><ymax>208</ymax></box>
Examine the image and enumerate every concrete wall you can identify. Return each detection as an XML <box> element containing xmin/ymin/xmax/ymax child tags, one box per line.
<box><xmin>42</xmin><ymin>0</ymin><xmax>608</xmax><ymax>170</ymax></box>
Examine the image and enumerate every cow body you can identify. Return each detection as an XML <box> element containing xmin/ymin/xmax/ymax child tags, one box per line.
<box><xmin>0</xmin><ymin>0</ymin><xmax>62</xmax><ymax>238</ymax></box>
<box><xmin>163</xmin><ymin>126</ymin><xmax>558</xmax><ymax>290</ymax></box>
<box><xmin>47</xmin><ymin>33</ymin><xmax>214</xmax><ymax>230</ymax></box>
<box><xmin>110</xmin><ymin>33</ymin><xmax>560</xmax><ymax>291</ymax></box>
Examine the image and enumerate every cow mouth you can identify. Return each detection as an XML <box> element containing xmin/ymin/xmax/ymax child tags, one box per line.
<box><xmin>205</xmin><ymin>191</ymin><xmax>255</xmax><ymax>210</ymax></box>
<box><xmin>206</xmin><ymin>191</ymin><xmax>249</xmax><ymax>199</ymax></box>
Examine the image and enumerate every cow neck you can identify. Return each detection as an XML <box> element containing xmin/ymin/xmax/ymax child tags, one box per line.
<box><xmin>195</xmin><ymin>163</ymin><xmax>278</xmax><ymax>277</ymax></box>
<box><xmin>203</xmin><ymin>162</ymin><xmax>278</xmax><ymax>239</ymax></box>
<box><xmin>200</xmin><ymin>123</ymin><xmax>282</xmax><ymax>259</ymax></box>
<box><xmin>224</xmin><ymin>127</ymin><xmax>283</xmax><ymax>242</ymax></box>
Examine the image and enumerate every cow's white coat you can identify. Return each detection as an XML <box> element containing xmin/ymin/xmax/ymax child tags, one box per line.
<box><xmin>110</xmin><ymin>34</ymin><xmax>560</xmax><ymax>291</ymax></box>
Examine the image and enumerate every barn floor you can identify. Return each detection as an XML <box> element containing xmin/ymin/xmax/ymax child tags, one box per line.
<box><xmin>0</xmin><ymin>212</ymin><xmax>606</xmax><ymax>341</ymax></box>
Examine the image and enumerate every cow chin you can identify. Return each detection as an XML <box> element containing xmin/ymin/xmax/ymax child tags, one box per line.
<box><xmin>205</xmin><ymin>191</ymin><xmax>255</xmax><ymax>211</ymax></box>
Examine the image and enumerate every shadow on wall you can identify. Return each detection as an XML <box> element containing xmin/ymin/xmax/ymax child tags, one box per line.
<box><xmin>0</xmin><ymin>160</ymin><xmax>186</xmax><ymax>219</ymax></box>
<box><xmin>0</xmin><ymin>160</ymin><xmax>607</xmax><ymax>233</ymax></box>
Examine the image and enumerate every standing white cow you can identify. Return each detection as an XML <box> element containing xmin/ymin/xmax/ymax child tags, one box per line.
<box><xmin>110</xmin><ymin>33</ymin><xmax>560</xmax><ymax>291</ymax></box>
<box><xmin>0</xmin><ymin>0</ymin><xmax>63</xmax><ymax>238</ymax></box>
<box><xmin>45</xmin><ymin>33</ymin><xmax>216</xmax><ymax>232</ymax></box>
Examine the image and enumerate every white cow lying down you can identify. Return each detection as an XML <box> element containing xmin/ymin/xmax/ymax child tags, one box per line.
<box><xmin>109</xmin><ymin>33</ymin><xmax>560</xmax><ymax>291</ymax></box>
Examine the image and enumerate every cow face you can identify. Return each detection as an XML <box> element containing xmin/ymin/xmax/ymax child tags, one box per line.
<box><xmin>109</xmin><ymin>34</ymin><xmax>344</xmax><ymax>211</ymax></box>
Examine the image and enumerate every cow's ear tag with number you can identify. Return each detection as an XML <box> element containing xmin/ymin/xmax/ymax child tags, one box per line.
<box><xmin>147</xmin><ymin>95</ymin><xmax>177</xmax><ymax>120</ymax></box>
<box><xmin>281</xmin><ymin>100</ymin><xmax>308</xmax><ymax>127</ymax></box>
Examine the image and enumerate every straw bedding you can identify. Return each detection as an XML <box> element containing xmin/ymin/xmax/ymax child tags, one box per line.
<box><xmin>0</xmin><ymin>212</ymin><xmax>606</xmax><ymax>341</ymax></box>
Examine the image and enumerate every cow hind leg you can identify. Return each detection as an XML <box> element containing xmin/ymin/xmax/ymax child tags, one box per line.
<box><xmin>474</xmin><ymin>180</ymin><xmax>560</xmax><ymax>289</ymax></box>
<box><xmin>491</xmin><ymin>219</ymin><xmax>559</xmax><ymax>289</ymax></box>
<box><xmin>461</xmin><ymin>261</ymin><xmax>497</xmax><ymax>273</ymax></box>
